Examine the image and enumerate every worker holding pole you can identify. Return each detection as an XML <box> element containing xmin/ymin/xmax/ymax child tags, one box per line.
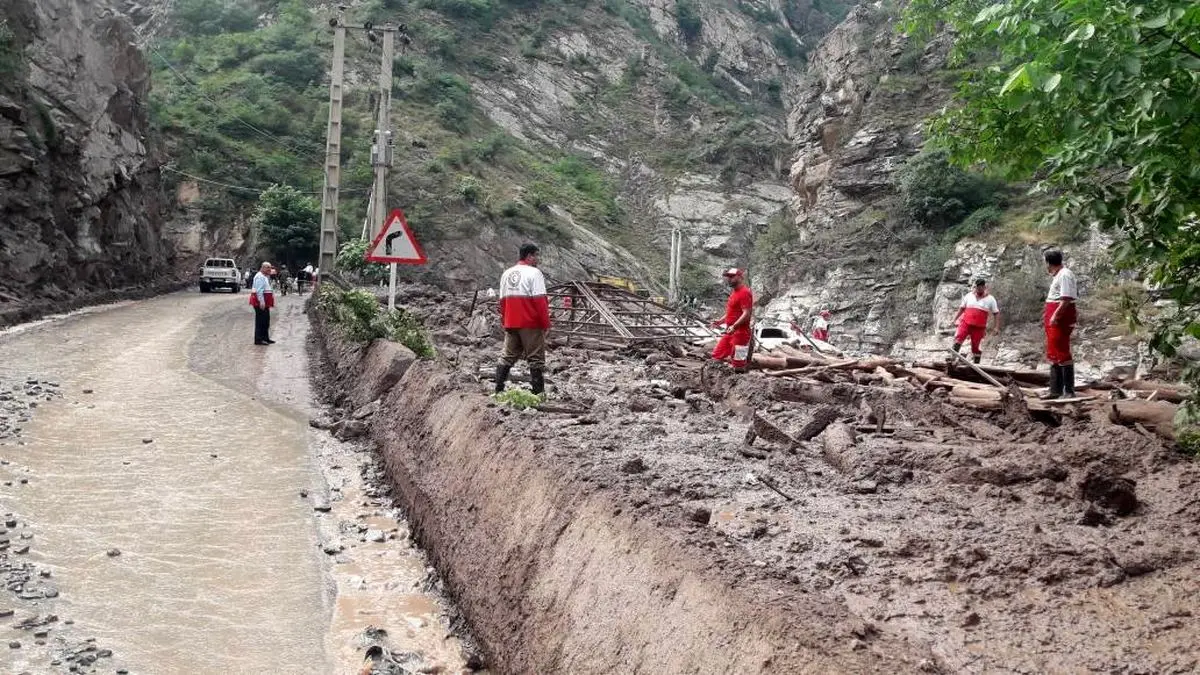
<box><xmin>951</xmin><ymin>278</ymin><xmax>1001</xmax><ymax>364</ymax></box>
<box><xmin>711</xmin><ymin>268</ymin><xmax>753</xmax><ymax>372</ymax></box>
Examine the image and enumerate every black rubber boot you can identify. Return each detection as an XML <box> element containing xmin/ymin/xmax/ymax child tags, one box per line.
<box><xmin>529</xmin><ymin>368</ymin><xmax>545</xmax><ymax>396</ymax></box>
<box><xmin>952</xmin><ymin>342</ymin><xmax>963</xmax><ymax>353</ymax></box>
<box><xmin>1048</xmin><ymin>365</ymin><xmax>1063</xmax><ymax>398</ymax></box>
<box><xmin>1062</xmin><ymin>364</ymin><xmax>1076</xmax><ymax>398</ymax></box>
<box><xmin>972</xmin><ymin>353</ymin><xmax>982</xmax><ymax>364</ymax></box>
<box><xmin>494</xmin><ymin>363</ymin><xmax>513</xmax><ymax>394</ymax></box>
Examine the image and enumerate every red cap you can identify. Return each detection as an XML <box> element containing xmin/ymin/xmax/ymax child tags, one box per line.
<box><xmin>722</xmin><ymin>268</ymin><xmax>744</xmax><ymax>277</ymax></box>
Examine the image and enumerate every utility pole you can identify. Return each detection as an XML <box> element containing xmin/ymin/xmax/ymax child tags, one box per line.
<box><xmin>368</xmin><ymin>28</ymin><xmax>396</xmax><ymax>309</ymax></box>
<box><xmin>317</xmin><ymin>22</ymin><xmax>346</xmax><ymax>280</ymax></box>
<box><xmin>668</xmin><ymin>228</ymin><xmax>683</xmax><ymax>304</ymax></box>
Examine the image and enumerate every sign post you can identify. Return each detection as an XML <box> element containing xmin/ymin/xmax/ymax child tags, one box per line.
<box><xmin>365</xmin><ymin>208</ymin><xmax>428</xmax><ymax>310</ymax></box>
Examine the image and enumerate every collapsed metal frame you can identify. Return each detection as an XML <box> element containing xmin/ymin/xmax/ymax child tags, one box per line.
<box><xmin>546</xmin><ymin>281</ymin><xmax>717</xmax><ymax>344</ymax></box>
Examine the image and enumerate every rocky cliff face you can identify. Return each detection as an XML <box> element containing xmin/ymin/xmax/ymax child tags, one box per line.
<box><xmin>0</xmin><ymin>0</ymin><xmax>173</xmax><ymax>324</ymax></box>
<box><xmin>764</xmin><ymin>5</ymin><xmax>1141</xmax><ymax>379</ymax></box>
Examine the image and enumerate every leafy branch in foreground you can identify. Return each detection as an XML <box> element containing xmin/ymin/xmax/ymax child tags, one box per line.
<box><xmin>903</xmin><ymin>0</ymin><xmax>1200</xmax><ymax>382</ymax></box>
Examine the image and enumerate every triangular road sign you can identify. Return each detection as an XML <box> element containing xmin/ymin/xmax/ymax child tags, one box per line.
<box><xmin>366</xmin><ymin>209</ymin><xmax>427</xmax><ymax>264</ymax></box>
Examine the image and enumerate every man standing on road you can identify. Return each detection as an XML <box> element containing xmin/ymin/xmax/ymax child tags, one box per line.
<box><xmin>251</xmin><ymin>262</ymin><xmax>276</xmax><ymax>346</ymax></box>
<box><xmin>495</xmin><ymin>244</ymin><xmax>551</xmax><ymax>396</ymax></box>
<box><xmin>711</xmin><ymin>268</ymin><xmax>753</xmax><ymax>372</ymax></box>
<box><xmin>952</xmin><ymin>278</ymin><xmax>1001</xmax><ymax>364</ymax></box>
<box><xmin>1044</xmin><ymin>249</ymin><xmax>1078</xmax><ymax>398</ymax></box>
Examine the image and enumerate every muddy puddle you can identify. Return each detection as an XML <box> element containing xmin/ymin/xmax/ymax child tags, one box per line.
<box><xmin>0</xmin><ymin>293</ymin><xmax>474</xmax><ymax>674</ymax></box>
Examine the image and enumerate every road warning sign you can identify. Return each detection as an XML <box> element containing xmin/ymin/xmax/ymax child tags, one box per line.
<box><xmin>366</xmin><ymin>209</ymin><xmax>427</xmax><ymax>264</ymax></box>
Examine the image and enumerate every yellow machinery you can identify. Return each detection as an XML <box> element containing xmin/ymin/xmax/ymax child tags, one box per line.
<box><xmin>596</xmin><ymin>275</ymin><xmax>669</xmax><ymax>306</ymax></box>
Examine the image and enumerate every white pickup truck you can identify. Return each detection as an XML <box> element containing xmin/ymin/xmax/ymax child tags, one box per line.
<box><xmin>199</xmin><ymin>258</ymin><xmax>241</xmax><ymax>293</ymax></box>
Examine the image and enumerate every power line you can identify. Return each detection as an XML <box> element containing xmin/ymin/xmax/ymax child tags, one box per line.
<box><xmin>161</xmin><ymin>165</ymin><xmax>366</xmax><ymax>196</ymax></box>
<box><xmin>141</xmin><ymin>37</ymin><xmax>328</xmax><ymax>166</ymax></box>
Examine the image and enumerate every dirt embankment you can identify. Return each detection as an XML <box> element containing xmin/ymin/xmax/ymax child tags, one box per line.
<box><xmin>310</xmin><ymin>308</ymin><xmax>937</xmax><ymax>674</ymax></box>
<box><xmin>0</xmin><ymin>279</ymin><xmax>190</xmax><ymax>330</ymax></box>
<box><xmin>313</xmin><ymin>285</ymin><xmax>1200</xmax><ymax>674</ymax></box>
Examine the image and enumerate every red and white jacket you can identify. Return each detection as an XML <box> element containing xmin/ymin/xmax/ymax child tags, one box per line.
<box><xmin>499</xmin><ymin>262</ymin><xmax>551</xmax><ymax>330</ymax></box>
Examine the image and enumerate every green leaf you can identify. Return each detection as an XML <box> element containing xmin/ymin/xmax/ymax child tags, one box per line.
<box><xmin>973</xmin><ymin>4</ymin><xmax>1005</xmax><ymax>24</ymax></box>
<box><xmin>1064</xmin><ymin>23</ymin><xmax>1095</xmax><ymax>43</ymax></box>
<box><xmin>1142</xmin><ymin>12</ymin><xmax>1170</xmax><ymax>29</ymax></box>
<box><xmin>1000</xmin><ymin>63</ymin><xmax>1032</xmax><ymax>94</ymax></box>
<box><xmin>1042</xmin><ymin>72</ymin><xmax>1063</xmax><ymax>92</ymax></box>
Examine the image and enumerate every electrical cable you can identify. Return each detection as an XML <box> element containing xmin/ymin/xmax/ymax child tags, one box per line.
<box><xmin>140</xmin><ymin>34</ymin><xmax>329</xmax><ymax>165</ymax></box>
<box><xmin>162</xmin><ymin>165</ymin><xmax>366</xmax><ymax>196</ymax></box>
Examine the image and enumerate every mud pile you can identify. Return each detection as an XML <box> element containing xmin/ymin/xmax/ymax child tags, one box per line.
<box><xmin>319</xmin><ymin>285</ymin><xmax>1200</xmax><ymax>673</ymax></box>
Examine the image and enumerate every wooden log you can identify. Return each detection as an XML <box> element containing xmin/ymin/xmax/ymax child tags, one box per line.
<box><xmin>1108</xmin><ymin>400</ymin><xmax>1179</xmax><ymax>440</ymax></box>
<box><xmin>1120</xmin><ymin>380</ymin><xmax>1191</xmax><ymax>404</ymax></box>
<box><xmin>747</xmin><ymin>411</ymin><xmax>801</xmax><ymax>450</ymax></box>
<box><xmin>751</xmin><ymin>353</ymin><xmax>790</xmax><ymax>370</ymax></box>
<box><xmin>950</xmin><ymin>395</ymin><xmax>1003</xmax><ymax>410</ymax></box>
<box><xmin>820</xmin><ymin>422</ymin><xmax>858</xmax><ymax>474</ymax></box>
<box><xmin>795</xmin><ymin>406</ymin><xmax>841</xmax><ymax>441</ymax></box>
<box><xmin>950</xmin><ymin>385</ymin><xmax>1002</xmax><ymax>401</ymax></box>
<box><xmin>770</xmin><ymin>379</ymin><xmax>858</xmax><ymax>405</ymax></box>
<box><xmin>947</xmin><ymin>349</ymin><xmax>1007</xmax><ymax>390</ymax></box>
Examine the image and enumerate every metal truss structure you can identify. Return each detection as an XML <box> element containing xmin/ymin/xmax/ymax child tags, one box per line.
<box><xmin>546</xmin><ymin>281</ymin><xmax>716</xmax><ymax>344</ymax></box>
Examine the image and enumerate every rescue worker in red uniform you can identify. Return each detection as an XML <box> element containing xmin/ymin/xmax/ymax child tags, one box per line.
<box><xmin>812</xmin><ymin>310</ymin><xmax>831</xmax><ymax>342</ymax></box>
<box><xmin>1043</xmin><ymin>249</ymin><xmax>1078</xmax><ymax>398</ymax></box>
<box><xmin>495</xmin><ymin>244</ymin><xmax>551</xmax><ymax>395</ymax></box>
<box><xmin>711</xmin><ymin>268</ymin><xmax>753</xmax><ymax>372</ymax></box>
<box><xmin>952</xmin><ymin>278</ymin><xmax>1001</xmax><ymax>364</ymax></box>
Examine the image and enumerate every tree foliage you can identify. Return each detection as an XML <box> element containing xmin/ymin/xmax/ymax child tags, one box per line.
<box><xmin>896</xmin><ymin>149</ymin><xmax>1003</xmax><ymax>230</ymax></box>
<box><xmin>255</xmin><ymin>184</ymin><xmax>320</xmax><ymax>267</ymax></box>
<box><xmin>904</xmin><ymin>0</ymin><xmax>1200</xmax><ymax>373</ymax></box>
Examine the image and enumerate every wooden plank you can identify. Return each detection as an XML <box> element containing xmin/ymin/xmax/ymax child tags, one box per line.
<box><xmin>947</xmin><ymin>349</ymin><xmax>1007</xmax><ymax>390</ymax></box>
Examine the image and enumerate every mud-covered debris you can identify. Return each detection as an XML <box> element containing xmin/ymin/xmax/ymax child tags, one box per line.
<box><xmin>105</xmin><ymin>548</ymin><xmax>120</xmax><ymax>557</ymax></box>
<box><xmin>333</xmin><ymin>420</ymin><xmax>369</xmax><ymax>440</ymax></box>
<box><xmin>628</xmin><ymin>396</ymin><xmax>657</xmax><ymax>413</ymax></box>
<box><xmin>620</xmin><ymin>456</ymin><xmax>647</xmax><ymax>474</ymax></box>
<box><xmin>1079</xmin><ymin>469</ymin><xmax>1138</xmax><ymax>516</ymax></box>
<box><xmin>352</xmin><ymin>400</ymin><xmax>381</xmax><ymax>420</ymax></box>
<box><xmin>961</xmin><ymin>611</ymin><xmax>981</xmax><ymax>628</ymax></box>
<box><xmin>685</xmin><ymin>506</ymin><xmax>712</xmax><ymax>525</ymax></box>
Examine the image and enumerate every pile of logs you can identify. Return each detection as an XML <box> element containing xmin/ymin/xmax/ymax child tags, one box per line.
<box><xmin>751</xmin><ymin>344</ymin><xmax>1189</xmax><ymax>442</ymax></box>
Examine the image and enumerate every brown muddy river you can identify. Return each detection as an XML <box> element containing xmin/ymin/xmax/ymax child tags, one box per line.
<box><xmin>0</xmin><ymin>293</ymin><xmax>469</xmax><ymax>674</ymax></box>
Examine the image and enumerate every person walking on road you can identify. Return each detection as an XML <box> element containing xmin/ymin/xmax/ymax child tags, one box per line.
<box><xmin>251</xmin><ymin>262</ymin><xmax>276</xmax><ymax>346</ymax></box>
<box><xmin>1043</xmin><ymin>249</ymin><xmax>1078</xmax><ymax>398</ymax></box>
<box><xmin>711</xmin><ymin>268</ymin><xmax>753</xmax><ymax>372</ymax></box>
<box><xmin>952</xmin><ymin>278</ymin><xmax>1001</xmax><ymax>364</ymax></box>
<box><xmin>495</xmin><ymin>244</ymin><xmax>551</xmax><ymax>396</ymax></box>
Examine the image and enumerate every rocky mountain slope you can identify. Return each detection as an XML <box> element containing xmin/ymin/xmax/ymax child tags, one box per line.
<box><xmin>762</xmin><ymin>5</ymin><xmax>1145</xmax><ymax>379</ymax></box>
<box><xmin>139</xmin><ymin>0</ymin><xmax>852</xmax><ymax>293</ymax></box>
<box><xmin>0</xmin><ymin>0</ymin><xmax>175</xmax><ymax>325</ymax></box>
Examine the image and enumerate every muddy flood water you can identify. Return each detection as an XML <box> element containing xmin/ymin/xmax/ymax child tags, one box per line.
<box><xmin>0</xmin><ymin>293</ymin><xmax>472</xmax><ymax>674</ymax></box>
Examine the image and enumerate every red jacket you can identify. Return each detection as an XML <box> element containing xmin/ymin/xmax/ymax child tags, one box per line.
<box><xmin>499</xmin><ymin>262</ymin><xmax>551</xmax><ymax>330</ymax></box>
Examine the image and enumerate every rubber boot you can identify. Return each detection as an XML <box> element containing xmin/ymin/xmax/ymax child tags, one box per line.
<box><xmin>952</xmin><ymin>342</ymin><xmax>963</xmax><ymax>353</ymax></box>
<box><xmin>494</xmin><ymin>363</ymin><xmax>513</xmax><ymax>394</ymax></box>
<box><xmin>529</xmin><ymin>367</ymin><xmax>545</xmax><ymax>396</ymax></box>
<box><xmin>1062</xmin><ymin>363</ymin><xmax>1076</xmax><ymax>398</ymax></box>
<box><xmin>972</xmin><ymin>353</ymin><xmax>982</xmax><ymax>364</ymax></box>
<box><xmin>1048</xmin><ymin>365</ymin><xmax>1063</xmax><ymax>398</ymax></box>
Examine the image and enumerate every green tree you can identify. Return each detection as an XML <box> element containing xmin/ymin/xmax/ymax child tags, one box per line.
<box><xmin>896</xmin><ymin>149</ymin><xmax>1002</xmax><ymax>231</ymax></box>
<box><xmin>904</xmin><ymin>0</ymin><xmax>1200</xmax><ymax>383</ymax></box>
<box><xmin>254</xmin><ymin>184</ymin><xmax>320</xmax><ymax>267</ymax></box>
